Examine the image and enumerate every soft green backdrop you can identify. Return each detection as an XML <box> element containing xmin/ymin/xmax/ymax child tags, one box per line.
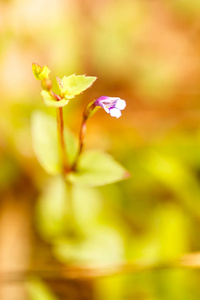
<box><xmin>1</xmin><ymin>0</ymin><xmax>200</xmax><ymax>299</ymax></box>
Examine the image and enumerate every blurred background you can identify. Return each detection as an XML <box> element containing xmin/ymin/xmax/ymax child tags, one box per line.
<box><xmin>1</xmin><ymin>0</ymin><xmax>200</xmax><ymax>299</ymax></box>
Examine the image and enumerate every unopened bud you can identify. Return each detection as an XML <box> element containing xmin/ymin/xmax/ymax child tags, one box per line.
<box><xmin>41</xmin><ymin>78</ymin><xmax>52</xmax><ymax>91</ymax></box>
<box><xmin>32</xmin><ymin>62</ymin><xmax>50</xmax><ymax>81</ymax></box>
<box><xmin>32</xmin><ymin>63</ymin><xmax>42</xmax><ymax>80</ymax></box>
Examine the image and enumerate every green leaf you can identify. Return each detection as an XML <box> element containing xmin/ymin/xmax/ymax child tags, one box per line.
<box><xmin>67</xmin><ymin>150</ymin><xmax>129</xmax><ymax>187</ymax></box>
<box><xmin>31</xmin><ymin>111</ymin><xmax>78</xmax><ymax>175</ymax></box>
<box><xmin>41</xmin><ymin>90</ymin><xmax>69</xmax><ymax>107</ymax></box>
<box><xmin>57</xmin><ymin>74</ymin><xmax>97</xmax><ymax>99</ymax></box>
<box><xmin>72</xmin><ymin>185</ymin><xmax>102</xmax><ymax>226</ymax></box>
<box><xmin>26</xmin><ymin>277</ymin><xmax>58</xmax><ymax>300</ymax></box>
<box><xmin>53</xmin><ymin>225</ymin><xmax>125</xmax><ymax>266</ymax></box>
<box><xmin>35</xmin><ymin>177</ymin><xmax>102</xmax><ymax>242</ymax></box>
<box><xmin>31</xmin><ymin>111</ymin><xmax>61</xmax><ymax>175</ymax></box>
<box><xmin>35</xmin><ymin>176</ymin><xmax>69</xmax><ymax>241</ymax></box>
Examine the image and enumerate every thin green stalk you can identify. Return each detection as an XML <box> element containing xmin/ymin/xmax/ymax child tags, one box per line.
<box><xmin>72</xmin><ymin>101</ymin><xmax>98</xmax><ymax>170</ymax></box>
<box><xmin>78</xmin><ymin>117</ymin><xmax>87</xmax><ymax>158</ymax></box>
<box><xmin>72</xmin><ymin>116</ymin><xmax>87</xmax><ymax>170</ymax></box>
<box><xmin>50</xmin><ymin>91</ymin><xmax>69</xmax><ymax>174</ymax></box>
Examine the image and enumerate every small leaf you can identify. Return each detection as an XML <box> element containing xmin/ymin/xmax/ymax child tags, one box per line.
<box><xmin>31</xmin><ymin>111</ymin><xmax>78</xmax><ymax>175</ymax></box>
<box><xmin>41</xmin><ymin>90</ymin><xmax>69</xmax><ymax>107</ymax></box>
<box><xmin>57</xmin><ymin>74</ymin><xmax>97</xmax><ymax>99</ymax></box>
<box><xmin>67</xmin><ymin>150</ymin><xmax>129</xmax><ymax>187</ymax></box>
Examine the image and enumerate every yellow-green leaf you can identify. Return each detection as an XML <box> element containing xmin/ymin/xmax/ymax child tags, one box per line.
<box><xmin>41</xmin><ymin>90</ymin><xmax>69</xmax><ymax>107</ymax></box>
<box><xmin>31</xmin><ymin>111</ymin><xmax>78</xmax><ymax>175</ymax></box>
<box><xmin>57</xmin><ymin>74</ymin><xmax>97</xmax><ymax>99</ymax></box>
<box><xmin>35</xmin><ymin>177</ymin><xmax>102</xmax><ymax>242</ymax></box>
<box><xmin>67</xmin><ymin>150</ymin><xmax>130</xmax><ymax>187</ymax></box>
<box><xmin>36</xmin><ymin>176</ymin><xmax>70</xmax><ymax>241</ymax></box>
<box><xmin>53</xmin><ymin>225</ymin><xmax>124</xmax><ymax>266</ymax></box>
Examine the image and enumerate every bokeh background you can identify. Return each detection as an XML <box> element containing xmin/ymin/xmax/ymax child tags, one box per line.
<box><xmin>1</xmin><ymin>0</ymin><xmax>200</xmax><ymax>299</ymax></box>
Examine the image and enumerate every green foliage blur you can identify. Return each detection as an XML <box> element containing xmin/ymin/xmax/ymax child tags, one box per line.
<box><xmin>1</xmin><ymin>0</ymin><xmax>200</xmax><ymax>299</ymax></box>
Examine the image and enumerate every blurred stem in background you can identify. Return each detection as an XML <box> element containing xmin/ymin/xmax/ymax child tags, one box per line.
<box><xmin>1</xmin><ymin>251</ymin><xmax>200</xmax><ymax>282</ymax></box>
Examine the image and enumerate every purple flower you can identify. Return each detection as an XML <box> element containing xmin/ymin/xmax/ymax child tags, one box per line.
<box><xmin>94</xmin><ymin>96</ymin><xmax>126</xmax><ymax>118</ymax></box>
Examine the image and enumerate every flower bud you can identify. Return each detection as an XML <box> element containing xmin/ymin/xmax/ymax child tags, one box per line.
<box><xmin>32</xmin><ymin>63</ymin><xmax>42</xmax><ymax>80</ymax></box>
<box><xmin>41</xmin><ymin>78</ymin><xmax>52</xmax><ymax>91</ymax></box>
<box><xmin>32</xmin><ymin>63</ymin><xmax>50</xmax><ymax>81</ymax></box>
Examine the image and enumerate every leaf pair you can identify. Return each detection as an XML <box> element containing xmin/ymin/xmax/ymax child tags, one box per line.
<box><xmin>35</xmin><ymin>176</ymin><xmax>125</xmax><ymax>265</ymax></box>
<box><xmin>57</xmin><ymin>74</ymin><xmax>97</xmax><ymax>100</ymax></box>
<box><xmin>32</xmin><ymin>63</ymin><xmax>97</xmax><ymax>107</ymax></box>
<box><xmin>41</xmin><ymin>74</ymin><xmax>97</xmax><ymax>107</ymax></box>
<box><xmin>31</xmin><ymin>111</ymin><xmax>128</xmax><ymax>187</ymax></box>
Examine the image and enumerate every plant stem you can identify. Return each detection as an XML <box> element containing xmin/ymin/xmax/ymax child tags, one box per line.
<box><xmin>49</xmin><ymin>91</ymin><xmax>69</xmax><ymax>174</ymax></box>
<box><xmin>57</xmin><ymin>107</ymin><xmax>69</xmax><ymax>174</ymax></box>
<box><xmin>72</xmin><ymin>102</ymin><xmax>98</xmax><ymax>170</ymax></box>
<box><xmin>73</xmin><ymin>116</ymin><xmax>87</xmax><ymax>170</ymax></box>
<box><xmin>79</xmin><ymin>117</ymin><xmax>87</xmax><ymax>158</ymax></box>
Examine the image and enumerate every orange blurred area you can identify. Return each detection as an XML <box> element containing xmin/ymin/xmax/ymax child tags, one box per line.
<box><xmin>1</xmin><ymin>0</ymin><xmax>200</xmax><ymax>299</ymax></box>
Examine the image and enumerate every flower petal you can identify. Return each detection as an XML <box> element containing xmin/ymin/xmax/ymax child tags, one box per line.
<box><xmin>94</xmin><ymin>96</ymin><xmax>126</xmax><ymax>118</ymax></box>
<box><xmin>110</xmin><ymin>108</ymin><xmax>121</xmax><ymax>118</ymax></box>
<box><xmin>102</xmin><ymin>104</ymin><xmax>109</xmax><ymax>113</ymax></box>
<box><xmin>115</xmin><ymin>99</ymin><xmax>126</xmax><ymax>110</ymax></box>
